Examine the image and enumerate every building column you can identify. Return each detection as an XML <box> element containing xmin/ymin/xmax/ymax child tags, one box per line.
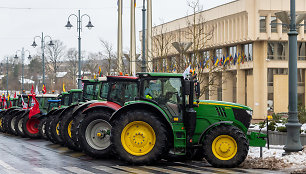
<box><xmin>236</xmin><ymin>45</ymin><xmax>246</xmax><ymax>105</ymax></box>
<box><xmin>222</xmin><ymin>72</ymin><xmax>234</xmax><ymax>102</ymax></box>
<box><xmin>267</xmin><ymin>13</ymin><xmax>271</xmax><ymax>39</ymax></box>
<box><xmin>252</xmin><ymin>41</ymin><xmax>268</xmax><ymax>119</ymax></box>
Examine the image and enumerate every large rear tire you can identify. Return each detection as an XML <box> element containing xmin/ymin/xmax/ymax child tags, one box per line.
<box><xmin>14</xmin><ymin>112</ymin><xmax>27</xmax><ymax>137</ymax></box>
<box><xmin>111</xmin><ymin>110</ymin><xmax>168</xmax><ymax>164</ymax></box>
<box><xmin>49</xmin><ymin>114</ymin><xmax>64</xmax><ymax>145</ymax></box>
<box><xmin>60</xmin><ymin>106</ymin><xmax>82</xmax><ymax>151</ymax></box>
<box><xmin>38</xmin><ymin>117</ymin><xmax>48</xmax><ymax>140</ymax></box>
<box><xmin>71</xmin><ymin>113</ymin><xmax>86</xmax><ymax>150</ymax></box>
<box><xmin>45</xmin><ymin>115</ymin><xmax>58</xmax><ymax>144</ymax></box>
<box><xmin>202</xmin><ymin>124</ymin><xmax>249</xmax><ymax>168</ymax></box>
<box><xmin>23</xmin><ymin>115</ymin><xmax>41</xmax><ymax>139</ymax></box>
<box><xmin>8</xmin><ymin>114</ymin><xmax>19</xmax><ymax>136</ymax></box>
<box><xmin>78</xmin><ymin>111</ymin><xmax>112</xmax><ymax>158</ymax></box>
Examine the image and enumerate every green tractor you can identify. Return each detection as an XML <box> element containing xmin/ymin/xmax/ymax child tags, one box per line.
<box><xmin>105</xmin><ymin>72</ymin><xmax>266</xmax><ymax>168</ymax></box>
<box><xmin>69</xmin><ymin>76</ymin><xmax>139</xmax><ymax>156</ymax></box>
<box><xmin>45</xmin><ymin>89</ymin><xmax>83</xmax><ymax>145</ymax></box>
<box><xmin>21</xmin><ymin>94</ymin><xmax>58</xmax><ymax>138</ymax></box>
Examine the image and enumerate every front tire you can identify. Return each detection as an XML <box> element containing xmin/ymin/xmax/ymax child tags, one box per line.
<box><xmin>202</xmin><ymin>124</ymin><xmax>249</xmax><ymax>168</ymax></box>
<box><xmin>111</xmin><ymin>110</ymin><xmax>168</xmax><ymax>164</ymax></box>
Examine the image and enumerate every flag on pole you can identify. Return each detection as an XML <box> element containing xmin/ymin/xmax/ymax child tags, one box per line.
<box><xmin>214</xmin><ymin>57</ymin><xmax>219</xmax><ymax>66</ymax></box>
<box><xmin>63</xmin><ymin>83</ymin><xmax>66</xmax><ymax>92</ymax></box>
<box><xmin>35</xmin><ymin>85</ymin><xmax>39</xmax><ymax>94</ymax></box>
<box><xmin>42</xmin><ymin>85</ymin><xmax>47</xmax><ymax>94</ymax></box>
<box><xmin>21</xmin><ymin>94</ymin><xmax>28</xmax><ymax>110</ymax></box>
<box><xmin>31</xmin><ymin>85</ymin><xmax>34</xmax><ymax>94</ymax></box>
<box><xmin>182</xmin><ymin>65</ymin><xmax>191</xmax><ymax>79</ymax></box>
<box><xmin>98</xmin><ymin>66</ymin><xmax>102</xmax><ymax>77</ymax></box>
<box><xmin>3</xmin><ymin>96</ymin><xmax>7</xmax><ymax>109</ymax></box>
<box><xmin>29</xmin><ymin>95</ymin><xmax>40</xmax><ymax>119</ymax></box>
<box><xmin>14</xmin><ymin>92</ymin><xmax>17</xmax><ymax>98</ymax></box>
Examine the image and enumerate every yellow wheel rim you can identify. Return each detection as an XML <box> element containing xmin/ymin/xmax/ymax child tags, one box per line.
<box><xmin>56</xmin><ymin>123</ymin><xmax>60</xmax><ymax>136</ymax></box>
<box><xmin>68</xmin><ymin>120</ymin><xmax>73</xmax><ymax>138</ymax></box>
<box><xmin>121</xmin><ymin>121</ymin><xmax>156</xmax><ymax>156</ymax></box>
<box><xmin>212</xmin><ymin>135</ymin><xmax>237</xmax><ymax>160</ymax></box>
<box><xmin>0</xmin><ymin>118</ymin><xmax>2</xmax><ymax>127</ymax></box>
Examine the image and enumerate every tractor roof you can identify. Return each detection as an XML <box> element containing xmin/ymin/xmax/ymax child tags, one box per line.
<box><xmin>70</xmin><ymin>89</ymin><xmax>83</xmax><ymax>92</ymax></box>
<box><xmin>82</xmin><ymin>77</ymin><xmax>107</xmax><ymax>83</ymax></box>
<box><xmin>137</xmin><ymin>72</ymin><xmax>183</xmax><ymax>78</ymax></box>
<box><xmin>107</xmin><ymin>76</ymin><xmax>139</xmax><ymax>81</ymax></box>
<box><xmin>37</xmin><ymin>94</ymin><xmax>58</xmax><ymax>98</ymax></box>
<box><xmin>48</xmin><ymin>99</ymin><xmax>61</xmax><ymax>103</ymax></box>
<box><xmin>62</xmin><ymin>92</ymin><xmax>69</xmax><ymax>95</ymax></box>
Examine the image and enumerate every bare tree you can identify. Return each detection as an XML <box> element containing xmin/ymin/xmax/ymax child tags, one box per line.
<box><xmin>45</xmin><ymin>40</ymin><xmax>66</xmax><ymax>89</ymax></box>
<box><xmin>85</xmin><ymin>52</ymin><xmax>102</xmax><ymax>77</ymax></box>
<box><xmin>66</xmin><ymin>48</ymin><xmax>78</xmax><ymax>89</ymax></box>
<box><xmin>100</xmin><ymin>39</ymin><xmax>118</xmax><ymax>75</ymax></box>
<box><xmin>152</xmin><ymin>19</ymin><xmax>176</xmax><ymax>72</ymax></box>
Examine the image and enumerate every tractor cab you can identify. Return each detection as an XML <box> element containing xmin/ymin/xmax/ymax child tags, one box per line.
<box><xmin>60</xmin><ymin>92</ymin><xmax>70</xmax><ymax>108</ymax></box>
<box><xmin>69</xmin><ymin>89</ymin><xmax>83</xmax><ymax>105</ymax></box>
<box><xmin>36</xmin><ymin>94</ymin><xmax>58</xmax><ymax>114</ymax></box>
<box><xmin>82</xmin><ymin>77</ymin><xmax>106</xmax><ymax>101</ymax></box>
<box><xmin>47</xmin><ymin>99</ymin><xmax>61</xmax><ymax>112</ymax></box>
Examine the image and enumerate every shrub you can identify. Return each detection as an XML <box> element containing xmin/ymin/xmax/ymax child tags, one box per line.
<box><xmin>276</xmin><ymin>126</ymin><xmax>287</xmax><ymax>132</ymax></box>
<box><xmin>298</xmin><ymin>105</ymin><xmax>306</xmax><ymax>124</ymax></box>
<box><xmin>268</xmin><ymin>121</ymin><xmax>276</xmax><ymax>131</ymax></box>
<box><xmin>272</xmin><ymin>113</ymin><xmax>282</xmax><ymax>123</ymax></box>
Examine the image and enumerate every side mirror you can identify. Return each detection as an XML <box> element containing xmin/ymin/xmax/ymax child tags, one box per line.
<box><xmin>195</xmin><ymin>81</ymin><xmax>200</xmax><ymax>99</ymax></box>
<box><xmin>184</xmin><ymin>80</ymin><xmax>191</xmax><ymax>95</ymax></box>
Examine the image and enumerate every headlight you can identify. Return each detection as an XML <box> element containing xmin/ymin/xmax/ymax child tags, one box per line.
<box><xmin>246</xmin><ymin>110</ymin><xmax>253</xmax><ymax>116</ymax></box>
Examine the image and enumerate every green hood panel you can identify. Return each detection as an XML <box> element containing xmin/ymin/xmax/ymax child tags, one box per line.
<box><xmin>197</xmin><ymin>100</ymin><xmax>252</xmax><ymax>110</ymax></box>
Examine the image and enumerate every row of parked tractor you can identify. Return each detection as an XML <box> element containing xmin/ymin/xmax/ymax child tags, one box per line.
<box><xmin>0</xmin><ymin>72</ymin><xmax>267</xmax><ymax>168</ymax></box>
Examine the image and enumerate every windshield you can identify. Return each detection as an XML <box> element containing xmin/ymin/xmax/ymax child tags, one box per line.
<box><xmin>71</xmin><ymin>92</ymin><xmax>82</xmax><ymax>103</ymax></box>
<box><xmin>48</xmin><ymin>102</ymin><xmax>59</xmax><ymax>111</ymax></box>
<box><xmin>61</xmin><ymin>94</ymin><xmax>70</xmax><ymax>106</ymax></box>
<box><xmin>100</xmin><ymin>82</ymin><xmax>110</xmax><ymax>100</ymax></box>
<box><xmin>142</xmin><ymin>77</ymin><xmax>183</xmax><ymax>118</ymax></box>
<box><xmin>109</xmin><ymin>82</ymin><xmax>138</xmax><ymax>105</ymax></box>
<box><xmin>83</xmin><ymin>83</ymin><xmax>98</xmax><ymax>100</ymax></box>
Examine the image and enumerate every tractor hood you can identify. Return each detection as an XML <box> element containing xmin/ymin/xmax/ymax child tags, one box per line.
<box><xmin>197</xmin><ymin>100</ymin><xmax>252</xmax><ymax>111</ymax></box>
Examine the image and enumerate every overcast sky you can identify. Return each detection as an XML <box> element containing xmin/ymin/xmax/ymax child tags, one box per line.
<box><xmin>0</xmin><ymin>0</ymin><xmax>234</xmax><ymax>65</ymax></box>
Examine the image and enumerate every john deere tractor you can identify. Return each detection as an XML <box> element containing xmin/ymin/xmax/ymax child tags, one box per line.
<box><xmin>106</xmin><ymin>72</ymin><xmax>266</xmax><ymax>168</ymax></box>
<box><xmin>71</xmin><ymin>75</ymin><xmax>139</xmax><ymax>157</ymax></box>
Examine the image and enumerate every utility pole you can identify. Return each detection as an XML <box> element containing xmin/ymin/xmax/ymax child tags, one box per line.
<box><xmin>146</xmin><ymin>0</ymin><xmax>153</xmax><ymax>72</ymax></box>
<box><xmin>141</xmin><ymin>0</ymin><xmax>146</xmax><ymax>72</ymax></box>
<box><xmin>130</xmin><ymin>0</ymin><xmax>137</xmax><ymax>75</ymax></box>
<box><xmin>117</xmin><ymin>0</ymin><xmax>123</xmax><ymax>73</ymax></box>
<box><xmin>6</xmin><ymin>57</ymin><xmax>8</xmax><ymax>96</ymax></box>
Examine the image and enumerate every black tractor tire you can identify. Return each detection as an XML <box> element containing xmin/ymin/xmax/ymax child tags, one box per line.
<box><xmin>0</xmin><ymin>112</ymin><xmax>5</xmax><ymax>132</ymax></box>
<box><xmin>38</xmin><ymin>117</ymin><xmax>48</xmax><ymax>140</ymax></box>
<box><xmin>7</xmin><ymin>113</ymin><xmax>19</xmax><ymax>136</ymax></box>
<box><xmin>71</xmin><ymin>113</ymin><xmax>86</xmax><ymax>150</ymax></box>
<box><xmin>45</xmin><ymin>115</ymin><xmax>58</xmax><ymax>144</ymax></box>
<box><xmin>22</xmin><ymin>115</ymin><xmax>41</xmax><ymax>139</ymax></box>
<box><xmin>14</xmin><ymin>113</ymin><xmax>27</xmax><ymax>137</ymax></box>
<box><xmin>49</xmin><ymin>113</ymin><xmax>65</xmax><ymax>145</ymax></box>
<box><xmin>60</xmin><ymin>107</ymin><xmax>82</xmax><ymax>151</ymax></box>
<box><xmin>111</xmin><ymin>110</ymin><xmax>169</xmax><ymax>164</ymax></box>
<box><xmin>202</xmin><ymin>124</ymin><xmax>249</xmax><ymax>168</ymax></box>
<box><xmin>2</xmin><ymin>110</ymin><xmax>15</xmax><ymax>133</ymax></box>
<box><xmin>77</xmin><ymin>111</ymin><xmax>112</xmax><ymax>158</ymax></box>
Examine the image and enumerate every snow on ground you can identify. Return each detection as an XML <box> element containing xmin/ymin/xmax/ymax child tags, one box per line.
<box><xmin>249</xmin><ymin>123</ymin><xmax>306</xmax><ymax>134</ymax></box>
<box><xmin>241</xmin><ymin>145</ymin><xmax>306</xmax><ymax>171</ymax></box>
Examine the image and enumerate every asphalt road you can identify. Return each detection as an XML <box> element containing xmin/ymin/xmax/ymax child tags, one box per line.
<box><xmin>0</xmin><ymin>133</ymin><xmax>285</xmax><ymax>174</ymax></box>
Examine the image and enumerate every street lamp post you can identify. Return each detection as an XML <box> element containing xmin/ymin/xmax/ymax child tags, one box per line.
<box><xmin>31</xmin><ymin>32</ymin><xmax>54</xmax><ymax>86</ymax></box>
<box><xmin>141</xmin><ymin>0</ymin><xmax>146</xmax><ymax>72</ymax></box>
<box><xmin>275</xmin><ymin>0</ymin><xmax>304</xmax><ymax>154</ymax></box>
<box><xmin>14</xmin><ymin>48</ymin><xmax>31</xmax><ymax>93</ymax></box>
<box><xmin>65</xmin><ymin>10</ymin><xmax>94</xmax><ymax>89</ymax></box>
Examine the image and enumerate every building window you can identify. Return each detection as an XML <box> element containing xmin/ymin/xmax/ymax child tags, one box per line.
<box><xmin>215</xmin><ymin>48</ymin><xmax>222</xmax><ymax>59</ymax></box>
<box><xmin>260</xmin><ymin>16</ymin><xmax>266</xmax><ymax>33</ymax></box>
<box><xmin>267</xmin><ymin>42</ymin><xmax>288</xmax><ymax>60</ymax></box>
<box><xmin>242</xmin><ymin>44</ymin><xmax>253</xmax><ymax>61</ymax></box>
<box><xmin>228</xmin><ymin>46</ymin><xmax>237</xmax><ymax>56</ymax></box>
<box><xmin>271</xmin><ymin>16</ymin><xmax>277</xmax><ymax>33</ymax></box>
<box><xmin>153</xmin><ymin>59</ymin><xmax>158</xmax><ymax>72</ymax></box>
<box><xmin>298</xmin><ymin>42</ymin><xmax>306</xmax><ymax>60</ymax></box>
<box><xmin>304</xmin><ymin>20</ymin><xmax>306</xmax><ymax>33</ymax></box>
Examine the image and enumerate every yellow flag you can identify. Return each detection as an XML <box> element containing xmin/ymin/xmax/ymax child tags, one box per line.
<box><xmin>7</xmin><ymin>93</ymin><xmax>10</xmax><ymax>100</ymax></box>
<box><xmin>63</xmin><ymin>83</ymin><xmax>66</xmax><ymax>92</ymax></box>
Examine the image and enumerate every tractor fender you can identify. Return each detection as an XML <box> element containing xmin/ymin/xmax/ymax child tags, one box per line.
<box><xmin>82</xmin><ymin>101</ymin><xmax>121</xmax><ymax>116</ymax></box>
<box><xmin>197</xmin><ymin>121</ymin><xmax>233</xmax><ymax>145</ymax></box>
<box><xmin>70</xmin><ymin>100</ymin><xmax>100</xmax><ymax>118</ymax></box>
<box><xmin>59</xmin><ymin>104</ymin><xmax>79</xmax><ymax>118</ymax></box>
<box><xmin>109</xmin><ymin>102</ymin><xmax>173</xmax><ymax>133</ymax></box>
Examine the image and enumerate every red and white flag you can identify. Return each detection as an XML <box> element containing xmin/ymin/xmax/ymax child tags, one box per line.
<box><xmin>29</xmin><ymin>95</ymin><xmax>40</xmax><ymax>119</ymax></box>
<box><xmin>21</xmin><ymin>95</ymin><xmax>28</xmax><ymax>110</ymax></box>
<box><xmin>31</xmin><ymin>85</ymin><xmax>34</xmax><ymax>94</ymax></box>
